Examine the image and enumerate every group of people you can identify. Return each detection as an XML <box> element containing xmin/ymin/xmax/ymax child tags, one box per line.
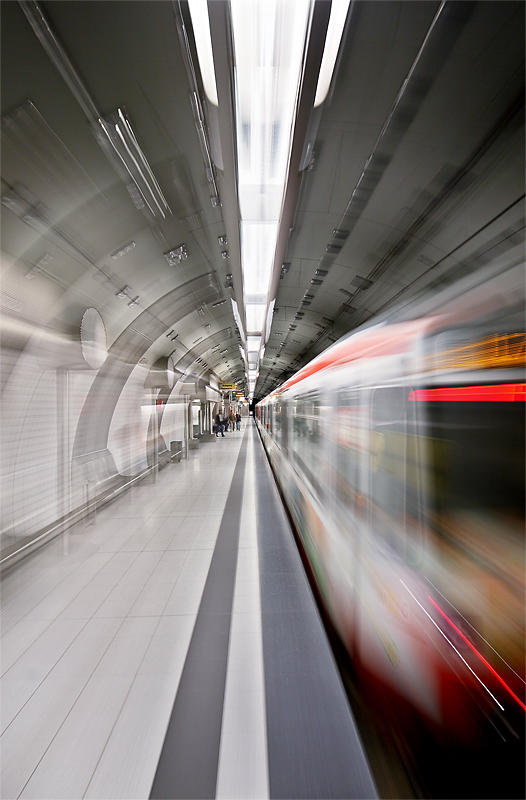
<box><xmin>214</xmin><ymin>410</ymin><xmax>241</xmax><ymax>437</ymax></box>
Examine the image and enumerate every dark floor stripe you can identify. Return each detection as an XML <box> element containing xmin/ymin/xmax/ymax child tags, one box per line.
<box><xmin>253</xmin><ymin>424</ymin><xmax>378</xmax><ymax>799</ymax></box>
<box><xmin>149</xmin><ymin>431</ymin><xmax>248</xmax><ymax>800</ymax></box>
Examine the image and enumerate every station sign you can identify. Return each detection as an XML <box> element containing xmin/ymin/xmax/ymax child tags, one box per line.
<box><xmin>221</xmin><ymin>383</ymin><xmax>239</xmax><ymax>390</ymax></box>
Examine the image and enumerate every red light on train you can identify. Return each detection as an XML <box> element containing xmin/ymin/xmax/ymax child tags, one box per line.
<box><xmin>409</xmin><ymin>384</ymin><xmax>526</xmax><ymax>402</ymax></box>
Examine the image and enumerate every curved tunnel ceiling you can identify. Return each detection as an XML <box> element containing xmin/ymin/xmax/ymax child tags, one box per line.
<box><xmin>1</xmin><ymin>0</ymin><xmax>524</xmax><ymax>403</ymax></box>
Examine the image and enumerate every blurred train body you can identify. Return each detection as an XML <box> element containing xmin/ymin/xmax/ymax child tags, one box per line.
<box><xmin>256</xmin><ymin>263</ymin><xmax>525</xmax><ymax>791</ymax></box>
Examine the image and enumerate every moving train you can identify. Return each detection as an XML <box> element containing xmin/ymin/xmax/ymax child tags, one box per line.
<box><xmin>256</xmin><ymin>263</ymin><xmax>525</xmax><ymax>792</ymax></box>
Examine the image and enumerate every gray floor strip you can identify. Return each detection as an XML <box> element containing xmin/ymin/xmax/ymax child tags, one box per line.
<box><xmin>149</xmin><ymin>431</ymin><xmax>248</xmax><ymax>800</ymax></box>
<box><xmin>252</xmin><ymin>425</ymin><xmax>378</xmax><ymax>799</ymax></box>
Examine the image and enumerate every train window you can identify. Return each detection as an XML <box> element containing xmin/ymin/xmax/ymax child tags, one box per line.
<box><xmin>275</xmin><ymin>401</ymin><xmax>281</xmax><ymax>435</ymax></box>
<box><xmin>372</xmin><ymin>385</ymin><xmax>407</xmax><ymax>423</ymax></box>
<box><xmin>292</xmin><ymin>392</ymin><xmax>323</xmax><ymax>492</ymax></box>
<box><xmin>335</xmin><ymin>389</ymin><xmax>368</xmax><ymax>513</ymax></box>
<box><xmin>281</xmin><ymin>399</ymin><xmax>289</xmax><ymax>452</ymax></box>
<box><xmin>425</xmin><ymin>391</ymin><xmax>525</xmax><ymax>533</ymax></box>
<box><xmin>370</xmin><ymin>386</ymin><xmax>423</xmax><ymax>564</ymax></box>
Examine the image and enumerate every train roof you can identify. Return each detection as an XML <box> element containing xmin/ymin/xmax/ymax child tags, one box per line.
<box><xmin>267</xmin><ymin>317</ymin><xmax>432</xmax><ymax>397</ymax></box>
<box><xmin>259</xmin><ymin>261</ymin><xmax>524</xmax><ymax>402</ymax></box>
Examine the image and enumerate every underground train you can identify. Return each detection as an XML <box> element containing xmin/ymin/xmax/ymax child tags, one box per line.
<box><xmin>256</xmin><ymin>263</ymin><xmax>525</xmax><ymax>790</ymax></box>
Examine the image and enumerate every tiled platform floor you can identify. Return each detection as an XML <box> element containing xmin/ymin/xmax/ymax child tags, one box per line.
<box><xmin>1</xmin><ymin>425</ymin><xmax>249</xmax><ymax>799</ymax></box>
<box><xmin>1</xmin><ymin>421</ymin><xmax>376</xmax><ymax>800</ymax></box>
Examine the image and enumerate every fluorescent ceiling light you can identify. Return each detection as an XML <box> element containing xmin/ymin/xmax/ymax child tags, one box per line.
<box><xmin>245</xmin><ymin>303</ymin><xmax>266</xmax><ymax>334</ymax></box>
<box><xmin>240</xmin><ymin>221</ymin><xmax>279</xmax><ymax>296</ymax></box>
<box><xmin>231</xmin><ymin>0</ymin><xmax>312</xmax><ymax>341</ymax></box>
<box><xmin>187</xmin><ymin>0</ymin><xmax>219</xmax><ymax>105</ymax></box>
<box><xmin>231</xmin><ymin>298</ymin><xmax>245</xmax><ymax>343</ymax></box>
<box><xmin>94</xmin><ymin>109</ymin><xmax>171</xmax><ymax>220</ymax></box>
<box><xmin>314</xmin><ymin>0</ymin><xmax>351</xmax><ymax>107</ymax></box>
<box><xmin>265</xmin><ymin>298</ymin><xmax>276</xmax><ymax>343</ymax></box>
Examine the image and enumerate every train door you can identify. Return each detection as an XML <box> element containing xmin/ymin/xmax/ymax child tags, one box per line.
<box><xmin>369</xmin><ymin>384</ymin><xmax>424</xmax><ymax>565</ymax></box>
<box><xmin>355</xmin><ymin>382</ymin><xmax>440</xmax><ymax>718</ymax></box>
<box><xmin>331</xmin><ymin>384</ymin><xmax>370</xmax><ymax>657</ymax></box>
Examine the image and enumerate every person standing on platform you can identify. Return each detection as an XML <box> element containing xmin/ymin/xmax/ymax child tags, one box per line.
<box><xmin>236</xmin><ymin>412</ymin><xmax>241</xmax><ymax>431</ymax></box>
<box><xmin>215</xmin><ymin>411</ymin><xmax>225</xmax><ymax>437</ymax></box>
<box><xmin>228</xmin><ymin>410</ymin><xmax>236</xmax><ymax>431</ymax></box>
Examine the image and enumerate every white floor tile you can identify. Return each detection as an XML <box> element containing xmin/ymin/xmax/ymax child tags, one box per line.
<box><xmin>1</xmin><ymin>430</ymin><xmax>249</xmax><ymax>800</ymax></box>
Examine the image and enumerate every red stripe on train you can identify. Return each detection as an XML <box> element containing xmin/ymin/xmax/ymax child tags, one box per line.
<box><xmin>409</xmin><ymin>383</ymin><xmax>526</xmax><ymax>402</ymax></box>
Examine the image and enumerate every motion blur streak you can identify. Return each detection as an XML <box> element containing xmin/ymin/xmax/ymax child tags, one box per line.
<box><xmin>256</xmin><ymin>262</ymin><xmax>525</xmax><ymax>795</ymax></box>
<box><xmin>428</xmin><ymin>596</ymin><xmax>526</xmax><ymax>712</ymax></box>
<box><xmin>400</xmin><ymin>581</ymin><xmax>504</xmax><ymax>712</ymax></box>
<box><xmin>409</xmin><ymin>383</ymin><xmax>526</xmax><ymax>402</ymax></box>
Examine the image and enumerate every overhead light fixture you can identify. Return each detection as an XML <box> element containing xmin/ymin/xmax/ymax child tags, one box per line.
<box><xmin>116</xmin><ymin>286</ymin><xmax>132</xmax><ymax>299</ymax></box>
<box><xmin>339</xmin><ymin>288</ymin><xmax>354</xmax><ymax>297</ymax></box>
<box><xmin>111</xmin><ymin>241</ymin><xmax>136</xmax><ymax>259</ymax></box>
<box><xmin>92</xmin><ymin>109</ymin><xmax>171</xmax><ymax>221</ymax></box>
<box><xmin>218</xmin><ymin>235</ymin><xmax>228</xmax><ymax>246</ymax></box>
<box><xmin>231</xmin><ymin>298</ymin><xmax>246</xmax><ymax>343</ymax></box>
<box><xmin>311</xmin><ymin>278</ymin><xmax>323</xmax><ymax>286</ymax></box>
<box><xmin>314</xmin><ymin>0</ymin><xmax>351</xmax><ymax>107</ymax></box>
<box><xmin>187</xmin><ymin>0</ymin><xmax>219</xmax><ymax>105</ymax></box>
<box><xmin>189</xmin><ymin>0</ymin><xmax>351</xmax><ymax>399</ymax></box>
<box><xmin>315</xmin><ymin>268</ymin><xmax>328</xmax><ymax>276</ymax></box>
<box><xmin>164</xmin><ymin>245</ymin><xmax>188</xmax><ymax>266</ymax></box>
<box><xmin>26</xmin><ymin>252</ymin><xmax>53</xmax><ymax>280</ymax></box>
<box><xmin>127</xmin><ymin>296</ymin><xmax>141</xmax><ymax>308</ymax></box>
<box><xmin>213</xmin><ymin>300</ymin><xmax>226</xmax><ymax>307</ymax></box>
<box><xmin>231</xmin><ymin>0</ymin><xmax>312</xmax><ymax>357</ymax></box>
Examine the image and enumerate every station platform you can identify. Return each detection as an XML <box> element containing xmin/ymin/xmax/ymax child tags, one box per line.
<box><xmin>1</xmin><ymin>420</ymin><xmax>377</xmax><ymax>800</ymax></box>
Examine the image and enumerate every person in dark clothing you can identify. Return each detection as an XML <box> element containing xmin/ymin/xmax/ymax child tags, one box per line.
<box><xmin>215</xmin><ymin>411</ymin><xmax>225</xmax><ymax>437</ymax></box>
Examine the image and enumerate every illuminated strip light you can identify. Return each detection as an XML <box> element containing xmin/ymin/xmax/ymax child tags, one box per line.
<box><xmin>94</xmin><ymin>110</ymin><xmax>171</xmax><ymax>220</ymax></box>
<box><xmin>409</xmin><ymin>383</ymin><xmax>526</xmax><ymax>402</ymax></box>
<box><xmin>400</xmin><ymin>581</ymin><xmax>504</xmax><ymax>711</ymax></box>
<box><xmin>314</xmin><ymin>0</ymin><xmax>352</xmax><ymax>107</ymax></box>
<box><xmin>428</xmin><ymin>596</ymin><xmax>526</xmax><ymax>713</ymax></box>
<box><xmin>187</xmin><ymin>0</ymin><xmax>219</xmax><ymax>105</ymax></box>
